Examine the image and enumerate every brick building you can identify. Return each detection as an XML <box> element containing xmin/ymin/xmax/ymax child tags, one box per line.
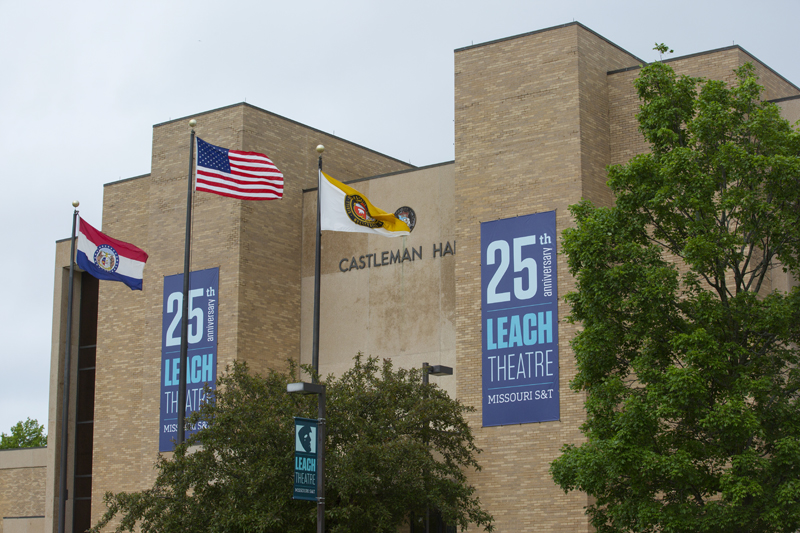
<box><xmin>3</xmin><ymin>22</ymin><xmax>798</xmax><ymax>533</ymax></box>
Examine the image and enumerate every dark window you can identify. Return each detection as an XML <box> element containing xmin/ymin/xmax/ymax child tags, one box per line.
<box><xmin>73</xmin><ymin>273</ymin><xmax>98</xmax><ymax>533</ymax></box>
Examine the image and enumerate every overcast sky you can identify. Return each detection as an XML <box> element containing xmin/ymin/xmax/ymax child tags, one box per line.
<box><xmin>1</xmin><ymin>0</ymin><xmax>797</xmax><ymax>436</ymax></box>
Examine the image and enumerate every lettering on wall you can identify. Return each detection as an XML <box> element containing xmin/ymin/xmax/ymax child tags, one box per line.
<box><xmin>338</xmin><ymin>241</ymin><xmax>456</xmax><ymax>272</ymax></box>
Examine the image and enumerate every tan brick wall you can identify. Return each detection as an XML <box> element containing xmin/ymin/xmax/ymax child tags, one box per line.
<box><xmin>608</xmin><ymin>67</ymin><xmax>646</xmax><ymax>167</ymax></box>
<box><xmin>0</xmin><ymin>448</ymin><xmax>47</xmax><ymax>533</ymax></box>
<box><xmin>46</xmin><ymin>239</ymin><xmax>84</xmax><ymax>533</ymax></box>
<box><xmin>238</xmin><ymin>107</ymin><xmax>414</xmax><ymax>378</ymax></box>
<box><xmin>90</xmin><ymin>104</ymin><xmax>413</xmax><ymax>529</ymax></box>
<box><xmin>35</xmin><ymin>26</ymin><xmax>796</xmax><ymax>533</ymax></box>
<box><xmin>454</xmin><ymin>23</ymin><xmax>641</xmax><ymax>532</ymax></box>
<box><xmin>93</xmin><ymin>169</ymin><xmax>162</xmax><ymax>518</ymax></box>
<box><xmin>777</xmin><ymin>95</ymin><xmax>800</xmax><ymax>124</ymax></box>
<box><xmin>576</xmin><ymin>29</ymin><xmax>641</xmax><ymax>208</ymax></box>
<box><xmin>608</xmin><ymin>50</ymin><xmax>800</xmax><ymax>302</ymax></box>
<box><xmin>610</xmin><ymin>48</ymin><xmax>800</xmax><ymax>167</ymax></box>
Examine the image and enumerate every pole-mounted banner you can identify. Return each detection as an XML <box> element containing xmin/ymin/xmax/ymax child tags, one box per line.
<box><xmin>293</xmin><ymin>417</ymin><xmax>319</xmax><ymax>501</ymax></box>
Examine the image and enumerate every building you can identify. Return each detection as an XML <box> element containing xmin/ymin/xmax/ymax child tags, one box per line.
<box><xmin>3</xmin><ymin>21</ymin><xmax>800</xmax><ymax>533</ymax></box>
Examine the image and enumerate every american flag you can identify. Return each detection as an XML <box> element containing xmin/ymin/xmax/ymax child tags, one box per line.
<box><xmin>195</xmin><ymin>137</ymin><xmax>284</xmax><ymax>200</ymax></box>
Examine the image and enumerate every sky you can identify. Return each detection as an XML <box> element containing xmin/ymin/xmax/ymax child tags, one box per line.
<box><xmin>1</xmin><ymin>0</ymin><xmax>798</xmax><ymax>437</ymax></box>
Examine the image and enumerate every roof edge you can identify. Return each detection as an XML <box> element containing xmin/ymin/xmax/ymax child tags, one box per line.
<box><xmin>608</xmin><ymin>45</ymin><xmax>800</xmax><ymax>93</ymax></box>
<box><xmin>153</xmin><ymin>102</ymin><xmax>416</xmax><ymax>170</ymax></box>
<box><xmin>104</xmin><ymin>173</ymin><xmax>150</xmax><ymax>188</ymax></box>
<box><xmin>455</xmin><ymin>21</ymin><xmax>645</xmax><ymax>65</ymax></box>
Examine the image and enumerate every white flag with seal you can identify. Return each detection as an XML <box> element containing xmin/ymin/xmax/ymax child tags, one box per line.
<box><xmin>319</xmin><ymin>171</ymin><xmax>411</xmax><ymax>237</ymax></box>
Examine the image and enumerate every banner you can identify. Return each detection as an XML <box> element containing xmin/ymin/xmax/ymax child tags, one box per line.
<box><xmin>159</xmin><ymin>267</ymin><xmax>219</xmax><ymax>451</ymax></box>
<box><xmin>481</xmin><ymin>212</ymin><xmax>559</xmax><ymax>426</ymax></box>
<box><xmin>293</xmin><ymin>417</ymin><xmax>318</xmax><ymax>501</ymax></box>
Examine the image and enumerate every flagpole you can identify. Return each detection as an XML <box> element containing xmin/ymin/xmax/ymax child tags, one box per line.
<box><xmin>177</xmin><ymin>119</ymin><xmax>197</xmax><ymax>445</ymax></box>
<box><xmin>57</xmin><ymin>201</ymin><xmax>79</xmax><ymax>533</ymax></box>
<box><xmin>311</xmin><ymin>145</ymin><xmax>324</xmax><ymax>381</ymax></box>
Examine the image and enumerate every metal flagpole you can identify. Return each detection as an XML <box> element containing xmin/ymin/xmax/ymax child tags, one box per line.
<box><xmin>311</xmin><ymin>145</ymin><xmax>324</xmax><ymax>380</ymax></box>
<box><xmin>310</xmin><ymin>144</ymin><xmax>326</xmax><ymax>533</ymax></box>
<box><xmin>177</xmin><ymin>119</ymin><xmax>197</xmax><ymax>445</ymax></box>
<box><xmin>58</xmin><ymin>201</ymin><xmax>80</xmax><ymax>533</ymax></box>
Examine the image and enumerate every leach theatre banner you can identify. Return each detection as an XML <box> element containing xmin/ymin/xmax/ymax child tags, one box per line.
<box><xmin>481</xmin><ymin>212</ymin><xmax>558</xmax><ymax>427</ymax></box>
<box><xmin>293</xmin><ymin>418</ymin><xmax>318</xmax><ymax>501</ymax></box>
<box><xmin>159</xmin><ymin>267</ymin><xmax>219</xmax><ymax>451</ymax></box>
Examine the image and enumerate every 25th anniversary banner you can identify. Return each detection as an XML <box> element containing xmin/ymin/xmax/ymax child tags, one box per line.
<box><xmin>481</xmin><ymin>212</ymin><xmax>559</xmax><ymax>427</ymax></box>
<box><xmin>159</xmin><ymin>267</ymin><xmax>219</xmax><ymax>451</ymax></box>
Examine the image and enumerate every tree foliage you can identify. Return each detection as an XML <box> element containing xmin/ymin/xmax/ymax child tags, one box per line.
<box><xmin>0</xmin><ymin>418</ymin><xmax>47</xmax><ymax>449</ymax></box>
<box><xmin>91</xmin><ymin>355</ymin><xmax>493</xmax><ymax>533</ymax></box>
<box><xmin>550</xmin><ymin>58</ymin><xmax>800</xmax><ymax>533</ymax></box>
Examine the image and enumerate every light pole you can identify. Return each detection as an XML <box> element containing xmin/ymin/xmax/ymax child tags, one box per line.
<box><xmin>422</xmin><ymin>363</ymin><xmax>453</xmax><ymax>386</ymax></box>
<box><xmin>421</xmin><ymin>363</ymin><xmax>453</xmax><ymax>533</ymax></box>
<box><xmin>287</xmin><ymin>381</ymin><xmax>326</xmax><ymax>533</ymax></box>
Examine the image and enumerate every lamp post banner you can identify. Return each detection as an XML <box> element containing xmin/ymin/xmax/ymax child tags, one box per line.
<box><xmin>481</xmin><ymin>211</ymin><xmax>559</xmax><ymax>427</ymax></box>
<box><xmin>294</xmin><ymin>417</ymin><xmax>318</xmax><ymax>501</ymax></box>
<box><xmin>159</xmin><ymin>267</ymin><xmax>219</xmax><ymax>451</ymax></box>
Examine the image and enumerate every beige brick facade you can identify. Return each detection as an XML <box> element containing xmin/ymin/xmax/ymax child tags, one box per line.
<box><xmin>454</xmin><ymin>23</ymin><xmax>642</xmax><ymax>533</ymax></box>
<box><xmin>453</xmin><ymin>23</ymin><xmax>799</xmax><ymax>532</ymax></box>
<box><xmin>27</xmin><ymin>22</ymin><xmax>800</xmax><ymax>533</ymax></box>
<box><xmin>0</xmin><ymin>448</ymin><xmax>46</xmax><ymax>533</ymax></box>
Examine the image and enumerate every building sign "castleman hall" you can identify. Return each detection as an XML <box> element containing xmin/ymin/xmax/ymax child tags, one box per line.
<box><xmin>338</xmin><ymin>241</ymin><xmax>456</xmax><ymax>272</ymax></box>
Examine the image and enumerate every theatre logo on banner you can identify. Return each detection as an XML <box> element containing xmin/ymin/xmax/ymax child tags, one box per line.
<box><xmin>293</xmin><ymin>417</ymin><xmax>318</xmax><ymax>501</ymax></box>
<box><xmin>481</xmin><ymin>211</ymin><xmax>559</xmax><ymax>427</ymax></box>
<box><xmin>159</xmin><ymin>267</ymin><xmax>219</xmax><ymax>451</ymax></box>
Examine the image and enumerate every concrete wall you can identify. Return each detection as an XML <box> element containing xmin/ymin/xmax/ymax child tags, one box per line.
<box><xmin>300</xmin><ymin>162</ymin><xmax>457</xmax><ymax>396</ymax></box>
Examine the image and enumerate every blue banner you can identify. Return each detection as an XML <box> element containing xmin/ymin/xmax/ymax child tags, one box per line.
<box><xmin>481</xmin><ymin>212</ymin><xmax>558</xmax><ymax>427</ymax></box>
<box><xmin>293</xmin><ymin>417</ymin><xmax>318</xmax><ymax>501</ymax></box>
<box><xmin>159</xmin><ymin>267</ymin><xmax>219</xmax><ymax>451</ymax></box>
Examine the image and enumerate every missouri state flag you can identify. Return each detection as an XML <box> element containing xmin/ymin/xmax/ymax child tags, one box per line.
<box><xmin>319</xmin><ymin>171</ymin><xmax>411</xmax><ymax>237</ymax></box>
<box><xmin>195</xmin><ymin>137</ymin><xmax>283</xmax><ymax>200</ymax></box>
<box><xmin>76</xmin><ymin>218</ymin><xmax>149</xmax><ymax>290</ymax></box>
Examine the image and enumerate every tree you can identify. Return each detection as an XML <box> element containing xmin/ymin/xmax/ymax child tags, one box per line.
<box><xmin>550</xmin><ymin>57</ymin><xmax>800</xmax><ymax>533</ymax></box>
<box><xmin>91</xmin><ymin>355</ymin><xmax>493</xmax><ymax>533</ymax></box>
<box><xmin>0</xmin><ymin>418</ymin><xmax>47</xmax><ymax>449</ymax></box>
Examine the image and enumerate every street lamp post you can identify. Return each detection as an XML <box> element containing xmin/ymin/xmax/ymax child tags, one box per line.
<box><xmin>287</xmin><ymin>382</ymin><xmax>326</xmax><ymax>533</ymax></box>
<box><xmin>422</xmin><ymin>363</ymin><xmax>453</xmax><ymax>386</ymax></box>
<box><xmin>421</xmin><ymin>363</ymin><xmax>453</xmax><ymax>533</ymax></box>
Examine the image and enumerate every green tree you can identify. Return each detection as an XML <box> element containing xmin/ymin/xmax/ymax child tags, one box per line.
<box><xmin>91</xmin><ymin>356</ymin><xmax>493</xmax><ymax>533</ymax></box>
<box><xmin>550</xmin><ymin>58</ymin><xmax>800</xmax><ymax>533</ymax></box>
<box><xmin>0</xmin><ymin>418</ymin><xmax>47</xmax><ymax>449</ymax></box>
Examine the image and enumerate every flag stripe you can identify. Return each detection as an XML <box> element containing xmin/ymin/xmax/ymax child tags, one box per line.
<box><xmin>228</xmin><ymin>149</ymin><xmax>277</xmax><ymax>161</ymax></box>
<box><xmin>229</xmin><ymin>155</ymin><xmax>279</xmax><ymax>167</ymax></box>
<box><xmin>78</xmin><ymin>218</ymin><xmax>149</xmax><ymax>262</ymax></box>
<box><xmin>228</xmin><ymin>167</ymin><xmax>284</xmax><ymax>178</ymax></box>
<box><xmin>196</xmin><ymin>180</ymin><xmax>283</xmax><ymax>195</ymax></box>
<box><xmin>197</xmin><ymin>169</ymin><xmax>284</xmax><ymax>189</ymax></box>
<box><xmin>195</xmin><ymin>183</ymin><xmax>282</xmax><ymax>200</ymax></box>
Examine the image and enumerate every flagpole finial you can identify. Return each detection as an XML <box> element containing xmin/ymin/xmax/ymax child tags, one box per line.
<box><xmin>189</xmin><ymin>119</ymin><xmax>197</xmax><ymax>129</ymax></box>
<box><xmin>316</xmin><ymin>144</ymin><xmax>325</xmax><ymax>154</ymax></box>
<box><xmin>72</xmin><ymin>201</ymin><xmax>80</xmax><ymax>208</ymax></box>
